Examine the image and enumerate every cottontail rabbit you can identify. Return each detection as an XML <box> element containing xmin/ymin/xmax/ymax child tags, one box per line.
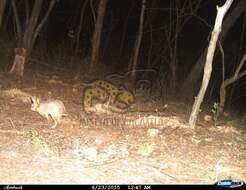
<box><xmin>30</xmin><ymin>96</ymin><xmax>68</xmax><ymax>128</ymax></box>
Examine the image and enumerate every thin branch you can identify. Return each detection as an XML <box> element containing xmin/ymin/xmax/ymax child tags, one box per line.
<box><xmin>24</xmin><ymin>0</ymin><xmax>29</xmax><ymax>27</ymax></box>
<box><xmin>23</xmin><ymin>0</ymin><xmax>43</xmax><ymax>48</ymax></box>
<box><xmin>11</xmin><ymin>0</ymin><xmax>22</xmax><ymax>42</ymax></box>
<box><xmin>237</xmin><ymin>69</ymin><xmax>246</xmax><ymax>81</ymax></box>
<box><xmin>0</xmin><ymin>0</ymin><xmax>6</xmax><ymax>28</ymax></box>
<box><xmin>234</xmin><ymin>51</ymin><xmax>246</xmax><ymax>78</ymax></box>
<box><xmin>225</xmin><ymin>52</ymin><xmax>246</xmax><ymax>85</ymax></box>
<box><xmin>90</xmin><ymin>0</ymin><xmax>96</xmax><ymax>24</ymax></box>
<box><xmin>32</xmin><ymin>0</ymin><xmax>56</xmax><ymax>47</ymax></box>
<box><xmin>218</xmin><ymin>41</ymin><xmax>225</xmax><ymax>82</ymax></box>
<box><xmin>76</xmin><ymin>0</ymin><xmax>89</xmax><ymax>54</ymax></box>
<box><xmin>219</xmin><ymin>52</ymin><xmax>246</xmax><ymax>113</ymax></box>
<box><xmin>130</xmin><ymin>0</ymin><xmax>146</xmax><ymax>79</ymax></box>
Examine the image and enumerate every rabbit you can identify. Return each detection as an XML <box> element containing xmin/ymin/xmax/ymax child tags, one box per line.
<box><xmin>30</xmin><ymin>96</ymin><xmax>68</xmax><ymax>128</ymax></box>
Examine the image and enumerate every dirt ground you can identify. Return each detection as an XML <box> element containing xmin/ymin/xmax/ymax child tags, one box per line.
<box><xmin>0</xmin><ymin>64</ymin><xmax>245</xmax><ymax>184</ymax></box>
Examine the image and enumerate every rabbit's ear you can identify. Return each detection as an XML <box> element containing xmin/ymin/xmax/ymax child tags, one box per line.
<box><xmin>30</xmin><ymin>96</ymin><xmax>35</xmax><ymax>103</ymax></box>
<box><xmin>30</xmin><ymin>96</ymin><xmax>39</xmax><ymax>104</ymax></box>
<box><xmin>36</xmin><ymin>97</ymin><xmax>40</xmax><ymax>104</ymax></box>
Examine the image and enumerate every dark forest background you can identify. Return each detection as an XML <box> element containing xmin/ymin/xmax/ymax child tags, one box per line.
<box><xmin>0</xmin><ymin>0</ymin><xmax>245</xmax><ymax>115</ymax></box>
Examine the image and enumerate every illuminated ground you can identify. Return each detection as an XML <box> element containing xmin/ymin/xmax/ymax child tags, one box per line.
<box><xmin>0</xmin><ymin>65</ymin><xmax>245</xmax><ymax>184</ymax></box>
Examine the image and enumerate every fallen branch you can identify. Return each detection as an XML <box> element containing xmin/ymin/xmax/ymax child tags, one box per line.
<box><xmin>0</xmin><ymin>129</ymin><xmax>24</xmax><ymax>135</ymax></box>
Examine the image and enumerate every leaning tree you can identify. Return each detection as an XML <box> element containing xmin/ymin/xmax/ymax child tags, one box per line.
<box><xmin>181</xmin><ymin>0</ymin><xmax>246</xmax><ymax>100</ymax></box>
<box><xmin>189</xmin><ymin>0</ymin><xmax>234</xmax><ymax>127</ymax></box>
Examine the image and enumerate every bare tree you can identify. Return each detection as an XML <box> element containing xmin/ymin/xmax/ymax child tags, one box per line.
<box><xmin>90</xmin><ymin>0</ymin><xmax>108</xmax><ymax>72</ymax></box>
<box><xmin>181</xmin><ymin>0</ymin><xmax>246</xmax><ymax>99</ymax></box>
<box><xmin>129</xmin><ymin>0</ymin><xmax>146</xmax><ymax>84</ymax></box>
<box><xmin>0</xmin><ymin>0</ymin><xmax>6</xmax><ymax>28</ymax></box>
<box><xmin>11</xmin><ymin>0</ymin><xmax>23</xmax><ymax>45</ymax></box>
<box><xmin>165</xmin><ymin>0</ymin><xmax>199</xmax><ymax>91</ymax></box>
<box><xmin>9</xmin><ymin>0</ymin><xmax>56</xmax><ymax>76</ymax></box>
<box><xmin>189</xmin><ymin>0</ymin><xmax>234</xmax><ymax>127</ymax></box>
<box><xmin>219</xmin><ymin>52</ymin><xmax>246</xmax><ymax>114</ymax></box>
<box><xmin>119</xmin><ymin>0</ymin><xmax>135</xmax><ymax>59</ymax></box>
<box><xmin>147</xmin><ymin>0</ymin><xmax>202</xmax><ymax>92</ymax></box>
<box><xmin>75</xmin><ymin>0</ymin><xmax>89</xmax><ymax>55</ymax></box>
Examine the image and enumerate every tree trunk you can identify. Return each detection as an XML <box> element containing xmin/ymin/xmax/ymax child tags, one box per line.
<box><xmin>189</xmin><ymin>0</ymin><xmax>234</xmax><ymax>128</ymax></box>
<box><xmin>0</xmin><ymin>0</ymin><xmax>6</xmax><ymax>28</ymax></box>
<box><xmin>181</xmin><ymin>0</ymin><xmax>246</xmax><ymax>100</ymax></box>
<box><xmin>23</xmin><ymin>0</ymin><xmax>43</xmax><ymax>54</ymax></box>
<box><xmin>31</xmin><ymin>0</ymin><xmax>55</xmax><ymax>53</ymax></box>
<box><xmin>9</xmin><ymin>0</ymin><xmax>55</xmax><ymax>76</ymax></box>
<box><xmin>9</xmin><ymin>48</ymin><xmax>27</xmax><ymax>76</ymax></box>
<box><xmin>76</xmin><ymin>0</ymin><xmax>89</xmax><ymax>55</ymax></box>
<box><xmin>90</xmin><ymin>0</ymin><xmax>108</xmax><ymax>72</ymax></box>
<box><xmin>129</xmin><ymin>0</ymin><xmax>146</xmax><ymax>84</ymax></box>
<box><xmin>11</xmin><ymin>0</ymin><xmax>22</xmax><ymax>44</ymax></box>
<box><xmin>169</xmin><ymin>0</ymin><xmax>180</xmax><ymax>92</ymax></box>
